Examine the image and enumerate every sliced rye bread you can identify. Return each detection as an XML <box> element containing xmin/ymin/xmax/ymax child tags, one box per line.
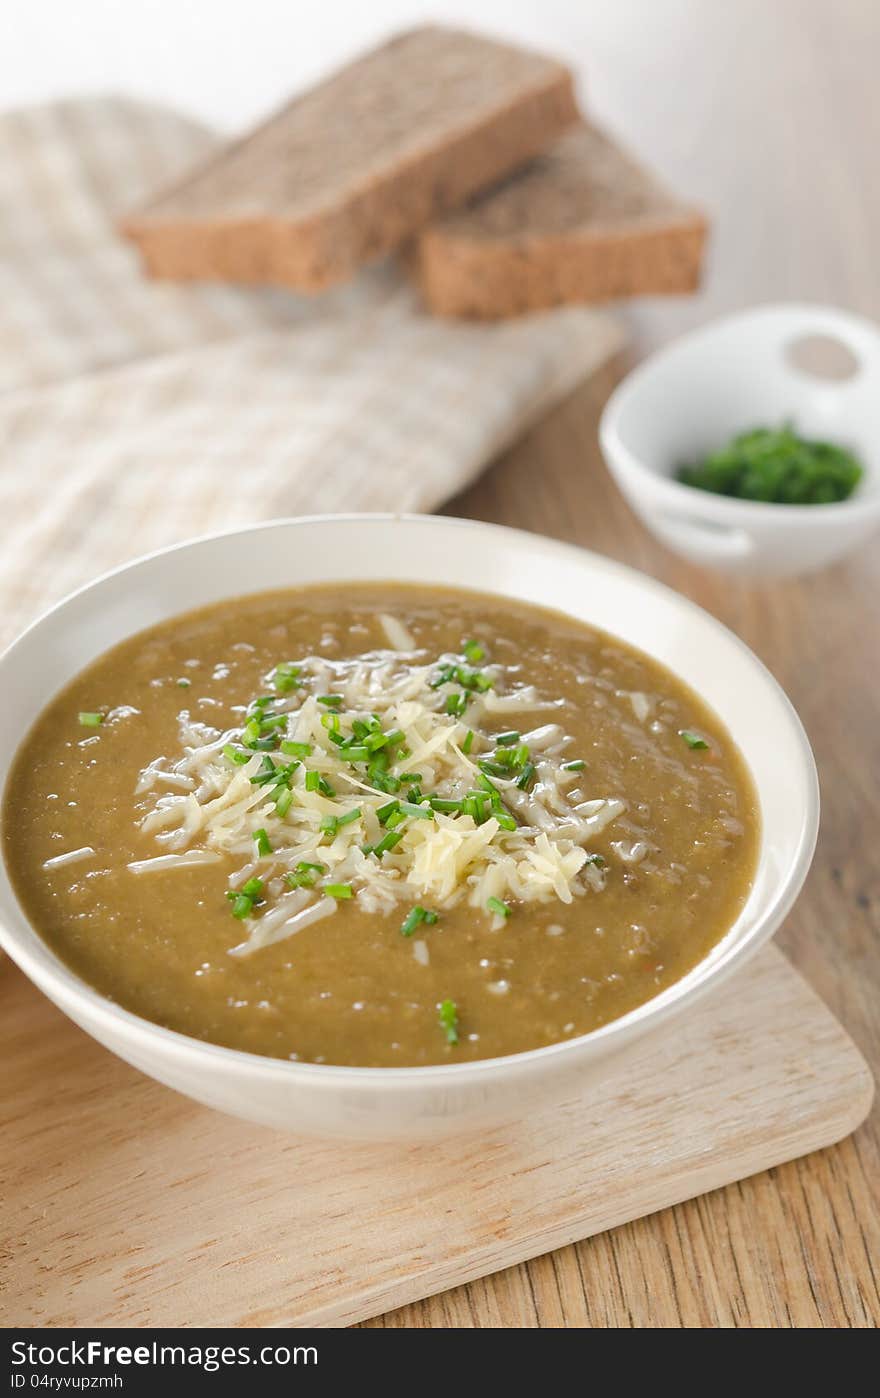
<box><xmin>121</xmin><ymin>27</ymin><xmax>577</xmax><ymax>292</ymax></box>
<box><xmin>412</xmin><ymin>121</ymin><xmax>708</xmax><ymax>318</ymax></box>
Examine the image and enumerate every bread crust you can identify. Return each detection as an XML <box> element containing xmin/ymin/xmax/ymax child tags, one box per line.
<box><xmin>412</xmin><ymin>122</ymin><xmax>708</xmax><ymax>318</ymax></box>
<box><xmin>121</xmin><ymin>27</ymin><xmax>578</xmax><ymax>291</ymax></box>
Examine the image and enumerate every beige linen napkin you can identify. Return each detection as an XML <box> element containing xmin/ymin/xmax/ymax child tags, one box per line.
<box><xmin>0</xmin><ymin>98</ymin><xmax>623</xmax><ymax>648</ymax></box>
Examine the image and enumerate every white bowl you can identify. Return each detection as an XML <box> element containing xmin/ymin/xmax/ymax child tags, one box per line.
<box><xmin>0</xmin><ymin>516</ymin><xmax>818</xmax><ymax>1139</ymax></box>
<box><xmin>600</xmin><ymin>304</ymin><xmax>880</xmax><ymax>577</ymax></box>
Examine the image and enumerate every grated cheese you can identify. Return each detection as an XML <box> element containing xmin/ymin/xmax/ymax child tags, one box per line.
<box><xmin>128</xmin><ymin>849</ymin><xmax>221</xmax><ymax>873</ymax></box>
<box><xmin>43</xmin><ymin>845</ymin><xmax>96</xmax><ymax>871</ymax></box>
<box><xmin>134</xmin><ymin>644</ymin><xmax>626</xmax><ymax>955</ymax></box>
<box><xmin>379</xmin><ymin>614</ymin><xmax>416</xmax><ymax>652</ymax></box>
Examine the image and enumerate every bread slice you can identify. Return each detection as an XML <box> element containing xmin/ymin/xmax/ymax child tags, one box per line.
<box><xmin>121</xmin><ymin>27</ymin><xmax>577</xmax><ymax>292</ymax></box>
<box><xmin>412</xmin><ymin>121</ymin><xmax>708</xmax><ymax>318</ymax></box>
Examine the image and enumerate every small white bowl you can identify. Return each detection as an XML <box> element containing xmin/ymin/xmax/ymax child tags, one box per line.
<box><xmin>600</xmin><ymin>304</ymin><xmax>880</xmax><ymax>577</ymax></box>
<box><xmin>0</xmin><ymin>516</ymin><xmax>818</xmax><ymax>1139</ymax></box>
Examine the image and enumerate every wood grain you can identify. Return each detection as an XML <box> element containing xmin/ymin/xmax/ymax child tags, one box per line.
<box><xmin>0</xmin><ymin>945</ymin><xmax>870</xmax><ymax>1328</ymax></box>
<box><xmin>362</xmin><ymin>0</ymin><xmax>880</xmax><ymax>1329</ymax></box>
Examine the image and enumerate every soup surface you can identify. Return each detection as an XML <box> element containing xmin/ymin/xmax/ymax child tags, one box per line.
<box><xmin>3</xmin><ymin>585</ymin><xmax>759</xmax><ymax>1066</ymax></box>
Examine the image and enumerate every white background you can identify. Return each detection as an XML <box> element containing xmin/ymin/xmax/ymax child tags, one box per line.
<box><xmin>0</xmin><ymin>1</ymin><xmax>747</xmax><ymax>184</ymax></box>
<box><xmin>3</xmin><ymin>1</ymin><xmax>663</xmax><ymax>130</ymax></box>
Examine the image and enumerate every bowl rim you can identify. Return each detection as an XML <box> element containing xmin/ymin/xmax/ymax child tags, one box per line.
<box><xmin>599</xmin><ymin>301</ymin><xmax>880</xmax><ymax>523</ymax></box>
<box><xmin>0</xmin><ymin>512</ymin><xmax>821</xmax><ymax>1086</ymax></box>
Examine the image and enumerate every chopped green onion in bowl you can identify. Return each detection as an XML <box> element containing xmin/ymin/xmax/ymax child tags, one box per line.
<box><xmin>676</xmin><ymin>425</ymin><xmax>863</xmax><ymax>505</ymax></box>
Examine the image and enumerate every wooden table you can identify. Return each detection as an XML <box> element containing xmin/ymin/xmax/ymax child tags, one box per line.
<box><xmin>365</xmin><ymin>0</ymin><xmax>880</xmax><ymax>1328</ymax></box>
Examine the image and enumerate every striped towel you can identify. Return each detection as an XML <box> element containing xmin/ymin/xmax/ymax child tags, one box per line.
<box><xmin>0</xmin><ymin>98</ymin><xmax>623</xmax><ymax>648</ymax></box>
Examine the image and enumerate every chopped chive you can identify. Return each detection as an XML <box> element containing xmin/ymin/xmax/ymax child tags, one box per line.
<box><xmin>584</xmin><ymin>853</ymin><xmax>606</xmax><ymax>867</ymax></box>
<box><xmin>242</xmin><ymin>717</ymin><xmax>262</xmax><ymax>746</ymax></box>
<box><xmin>438</xmin><ymin>999</ymin><xmax>459</xmax><ymax>1045</ymax></box>
<box><xmin>281</xmin><ymin>740</ymin><xmax>312</xmax><ymax>758</ymax></box>
<box><xmin>385</xmin><ymin>810</ymin><xmax>406</xmax><ymax>829</ymax></box>
<box><xmin>376</xmin><ymin>800</ymin><xmax>400</xmax><ymax>826</ymax></box>
<box><xmin>495</xmin><ymin>810</ymin><xmax>518</xmax><ymax>832</ymax></box>
<box><xmin>251</xmin><ymin>756</ymin><xmax>281</xmax><ymax>785</ymax></box>
<box><xmin>228</xmin><ymin>892</ymin><xmax>253</xmax><ymax>920</ymax></box>
<box><xmin>320</xmin><ymin>816</ymin><xmax>338</xmax><ymax>837</ymax></box>
<box><xmin>487</xmin><ymin>896</ymin><xmax>511</xmax><ymax>919</ymax></box>
<box><xmin>445</xmin><ymin>692</ymin><xmax>468</xmax><ymax>717</ymax></box>
<box><xmin>399</xmin><ymin>801</ymin><xmax>433</xmax><ymax>820</ymax></box>
<box><xmin>384</xmin><ymin>729</ymin><xmax>405</xmax><ymax>747</ymax></box>
<box><xmin>461</xmin><ymin>729</ymin><xmax>475</xmax><ymax>755</ymax></box>
<box><xmin>454</xmin><ymin>666</ymin><xmax>493</xmax><ymax>693</ymax></box>
<box><xmin>476</xmin><ymin>772</ymin><xmax>501</xmax><ymax>803</ymax></box>
<box><xmin>223</xmin><ymin>744</ymin><xmax>251</xmax><ymax>766</ymax></box>
<box><xmin>463</xmin><ymin>639</ymin><xmax>485</xmax><ymax>664</ymax></box>
<box><xmin>373</xmin><ymin>829</ymin><xmax>403</xmax><ymax>857</ymax></box>
<box><xmin>429</xmin><ymin>664</ymin><xmax>456</xmax><ymax>690</ymax></box>
<box><xmin>516</xmin><ymin>761</ymin><xmax>536</xmax><ymax>792</ymax></box>
<box><xmin>317</xmin><ymin>694</ymin><xmax>343</xmax><ymax>709</ymax></box>
<box><xmin>429</xmin><ymin>797</ymin><xmax>464</xmax><ymax>813</ymax></box>
<box><xmin>274</xmin><ymin>786</ymin><xmax>294</xmax><ymax>817</ymax></box>
<box><xmin>336</xmin><ymin>806</ymin><xmax>362</xmax><ymax>828</ymax></box>
<box><xmin>259</xmin><ymin>713</ymin><xmax>289</xmax><ymax>731</ymax></box>
<box><xmin>176</xmin><ymin>678</ymin><xmax>191</xmax><ymax>689</ymax></box>
<box><xmin>401</xmin><ymin>905</ymin><xmax>427</xmax><ymax>937</ymax></box>
<box><xmin>478</xmin><ymin>760</ymin><xmax>509</xmax><ymax>779</ymax></box>
<box><xmin>254</xmin><ymin>828</ymin><xmax>272</xmax><ymax>857</ymax></box>
<box><xmin>241</xmin><ymin>877</ymin><xmax>264</xmax><ymax>900</ymax></box>
<box><xmin>341</xmin><ymin>744</ymin><xmax>370</xmax><ymax>762</ymax></box>
<box><xmin>494</xmin><ymin>730</ymin><xmax>520</xmax><ymax>747</ymax></box>
<box><xmin>78</xmin><ymin>712</ymin><xmax>104</xmax><ymax>727</ymax></box>
<box><xmin>285</xmin><ymin>860</ymin><xmax>326</xmax><ymax>889</ymax></box>
<box><xmin>324</xmin><ymin>883</ymin><xmax>353</xmax><ymax>900</ymax></box>
<box><xmin>491</xmin><ymin>748</ymin><xmax>516</xmax><ymax>768</ymax></box>
<box><xmin>362</xmin><ymin>731</ymin><xmax>388</xmax><ymax>753</ymax></box>
<box><xmin>273</xmin><ymin>662</ymin><xmax>301</xmax><ymax>694</ymax></box>
<box><xmin>370</xmin><ymin>769</ymin><xmax>401</xmax><ymax>794</ymax></box>
<box><xmin>423</xmin><ymin>910</ymin><xmax>439</xmax><ymax>925</ymax></box>
<box><xmin>462</xmin><ymin>795</ymin><xmax>481</xmax><ymax>823</ymax></box>
<box><xmin>562</xmin><ymin>759</ymin><xmax>585</xmax><ymax>772</ymax></box>
<box><xmin>679</xmin><ymin>730</ymin><xmax>709</xmax><ymax>750</ymax></box>
<box><xmin>676</xmin><ymin>424</ymin><xmax>863</xmax><ymax>504</ymax></box>
<box><xmin>406</xmin><ymin>785</ymin><xmax>423</xmax><ymax>804</ymax></box>
<box><xmin>304</xmin><ymin>770</ymin><xmax>335</xmax><ymax>797</ymax></box>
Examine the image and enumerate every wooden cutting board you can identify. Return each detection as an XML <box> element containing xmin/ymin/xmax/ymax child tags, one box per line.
<box><xmin>0</xmin><ymin>942</ymin><xmax>871</xmax><ymax>1328</ymax></box>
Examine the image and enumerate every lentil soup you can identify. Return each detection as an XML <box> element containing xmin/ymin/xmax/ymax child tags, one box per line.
<box><xmin>2</xmin><ymin>585</ymin><xmax>759</xmax><ymax>1066</ymax></box>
